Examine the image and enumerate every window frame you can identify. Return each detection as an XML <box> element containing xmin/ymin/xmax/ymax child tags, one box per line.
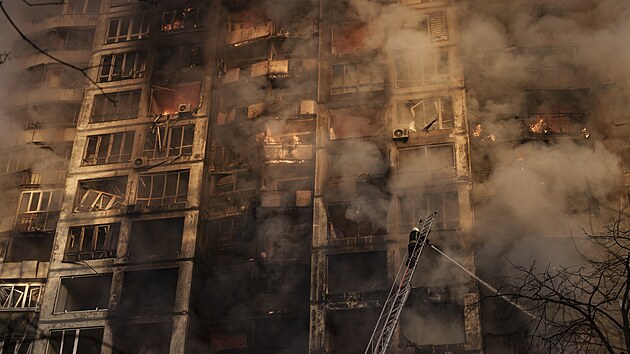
<box><xmin>105</xmin><ymin>15</ymin><xmax>150</xmax><ymax>44</ymax></box>
<box><xmin>0</xmin><ymin>283</ymin><xmax>44</xmax><ymax>309</ymax></box>
<box><xmin>161</xmin><ymin>7</ymin><xmax>206</xmax><ymax>33</ymax></box>
<box><xmin>331</xmin><ymin>62</ymin><xmax>385</xmax><ymax>95</ymax></box>
<box><xmin>65</xmin><ymin>223</ymin><xmax>119</xmax><ymax>261</ymax></box>
<box><xmin>98</xmin><ymin>51</ymin><xmax>147</xmax><ymax>82</ymax></box>
<box><xmin>398</xmin><ymin>191</ymin><xmax>460</xmax><ymax>230</ymax></box>
<box><xmin>90</xmin><ymin>90</ymin><xmax>141</xmax><ymax>123</ymax></box>
<box><xmin>398</xmin><ymin>143</ymin><xmax>456</xmax><ymax>174</ymax></box>
<box><xmin>142</xmin><ymin>124</ymin><xmax>194</xmax><ymax>160</ymax></box>
<box><xmin>394</xmin><ymin>51</ymin><xmax>449</xmax><ymax>88</ymax></box>
<box><xmin>396</xmin><ymin>96</ymin><xmax>454</xmax><ymax>130</ymax></box>
<box><xmin>83</xmin><ymin>131</ymin><xmax>134</xmax><ymax>165</ymax></box>
<box><xmin>136</xmin><ymin>170</ymin><xmax>190</xmax><ymax>208</ymax></box>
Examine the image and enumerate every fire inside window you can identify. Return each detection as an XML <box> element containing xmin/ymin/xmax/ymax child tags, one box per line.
<box><xmin>15</xmin><ymin>190</ymin><xmax>63</xmax><ymax>232</ymax></box>
<box><xmin>143</xmin><ymin>124</ymin><xmax>194</xmax><ymax>159</ymax></box>
<box><xmin>65</xmin><ymin>224</ymin><xmax>119</xmax><ymax>262</ymax></box>
<box><xmin>83</xmin><ymin>131</ymin><xmax>134</xmax><ymax>165</ymax></box>
<box><xmin>150</xmin><ymin>83</ymin><xmax>201</xmax><ymax>116</ymax></box>
<box><xmin>161</xmin><ymin>7</ymin><xmax>206</xmax><ymax>33</ymax></box>
<box><xmin>396</xmin><ymin>97</ymin><xmax>454</xmax><ymax>131</ymax></box>
<box><xmin>136</xmin><ymin>170</ymin><xmax>190</xmax><ymax>208</ymax></box>
<box><xmin>98</xmin><ymin>51</ymin><xmax>147</xmax><ymax>82</ymax></box>
<box><xmin>105</xmin><ymin>15</ymin><xmax>150</xmax><ymax>44</ymax></box>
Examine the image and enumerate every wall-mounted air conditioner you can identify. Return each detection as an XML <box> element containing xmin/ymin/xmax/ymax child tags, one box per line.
<box><xmin>393</xmin><ymin>128</ymin><xmax>409</xmax><ymax>141</ymax></box>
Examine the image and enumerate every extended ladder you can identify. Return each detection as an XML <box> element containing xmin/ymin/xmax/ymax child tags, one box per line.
<box><xmin>365</xmin><ymin>210</ymin><xmax>438</xmax><ymax>354</ymax></box>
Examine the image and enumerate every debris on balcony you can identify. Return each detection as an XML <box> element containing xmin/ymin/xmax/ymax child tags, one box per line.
<box><xmin>75</xmin><ymin>177</ymin><xmax>127</xmax><ymax>212</ymax></box>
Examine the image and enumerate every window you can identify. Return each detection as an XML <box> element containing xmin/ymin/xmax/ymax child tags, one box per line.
<box><xmin>143</xmin><ymin>124</ymin><xmax>194</xmax><ymax>159</ymax></box>
<box><xmin>0</xmin><ymin>283</ymin><xmax>43</xmax><ymax>309</ymax></box>
<box><xmin>331</xmin><ymin>62</ymin><xmax>384</xmax><ymax>95</ymax></box>
<box><xmin>112</xmin><ymin>323</ymin><xmax>172</xmax><ymax>354</ymax></box>
<box><xmin>49</xmin><ymin>328</ymin><xmax>104</xmax><ymax>354</ymax></box>
<box><xmin>98</xmin><ymin>51</ymin><xmax>147</xmax><ymax>82</ymax></box>
<box><xmin>413</xmin><ymin>12</ymin><xmax>449</xmax><ymax>42</ymax></box>
<box><xmin>332</xmin><ymin>22</ymin><xmax>371</xmax><ymax>54</ymax></box>
<box><xmin>211</xmin><ymin>170</ymin><xmax>259</xmax><ymax>194</ymax></box>
<box><xmin>75</xmin><ymin>177</ymin><xmax>127</xmax><ymax>212</ymax></box>
<box><xmin>161</xmin><ymin>7</ymin><xmax>206</xmax><ymax>32</ymax></box>
<box><xmin>327</xmin><ymin>251</ymin><xmax>387</xmax><ymax>293</ymax></box>
<box><xmin>5</xmin><ymin>234</ymin><xmax>54</xmax><ymax>262</ymax></box>
<box><xmin>65</xmin><ymin>0</ymin><xmax>100</xmax><ymax>14</ymax></box>
<box><xmin>396</xmin><ymin>97</ymin><xmax>454</xmax><ymax>130</ymax></box>
<box><xmin>128</xmin><ymin>218</ymin><xmax>183</xmax><ymax>260</ymax></box>
<box><xmin>136</xmin><ymin>170</ymin><xmax>189</xmax><ymax>208</ymax></box>
<box><xmin>55</xmin><ymin>275</ymin><xmax>112</xmax><ymax>312</ymax></box>
<box><xmin>105</xmin><ymin>16</ymin><xmax>150</xmax><ymax>44</ymax></box>
<box><xmin>83</xmin><ymin>132</ymin><xmax>134</xmax><ymax>165</ymax></box>
<box><xmin>119</xmin><ymin>268</ymin><xmax>178</xmax><ymax>313</ymax></box>
<box><xmin>399</xmin><ymin>191</ymin><xmax>459</xmax><ymax>230</ymax></box>
<box><xmin>111</xmin><ymin>0</ymin><xmax>135</xmax><ymax>5</ymax></box>
<box><xmin>401</xmin><ymin>293</ymin><xmax>465</xmax><ymax>346</ymax></box>
<box><xmin>90</xmin><ymin>90</ymin><xmax>141</xmax><ymax>123</ymax></box>
<box><xmin>64</xmin><ymin>224</ymin><xmax>119</xmax><ymax>262</ymax></box>
<box><xmin>15</xmin><ymin>190</ymin><xmax>63</xmax><ymax>232</ymax></box>
<box><xmin>395</xmin><ymin>51</ymin><xmax>449</xmax><ymax>88</ymax></box>
<box><xmin>150</xmin><ymin>83</ymin><xmax>201</xmax><ymax>116</ymax></box>
<box><xmin>328</xmin><ymin>200</ymin><xmax>388</xmax><ymax>238</ymax></box>
<box><xmin>33</xmin><ymin>28</ymin><xmax>95</xmax><ymax>51</ymax></box>
<box><xmin>398</xmin><ymin>144</ymin><xmax>455</xmax><ymax>174</ymax></box>
<box><xmin>329</xmin><ymin>106</ymin><xmax>383</xmax><ymax>139</ymax></box>
<box><xmin>209</xmin><ymin>216</ymin><xmax>252</xmax><ymax>249</ymax></box>
<box><xmin>154</xmin><ymin>45</ymin><xmax>203</xmax><ymax>74</ymax></box>
<box><xmin>327</xmin><ymin>308</ymin><xmax>381</xmax><ymax>353</ymax></box>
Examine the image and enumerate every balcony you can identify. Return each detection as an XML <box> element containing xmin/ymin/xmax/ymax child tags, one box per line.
<box><xmin>208</xmin><ymin>190</ymin><xmax>258</xmax><ymax>219</ymax></box>
<box><xmin>21</xmin><ymin>49</ymin><xmax>91</xmax><ymax>69</ymax></box>
<box><xmin>13</xmin><ymin>211</ymin><xmax>60</xmax><ymax>233</ymax></box>
<box><xmin>226</xmin><ymin>22</ymin><xmax>274</xmax><ymax>45</ymax></box>
<box><xmin>263</xmin><ymin>143</ymin><xmax>313</xmax><ymax>161</ymax></box>
<box><xmin>10</xmin><ymin>87</ymin><xmax>84</xmax><ymax>107</ymax></box>
<box><xmin>22</xmin><ymin>14</ymin><xmax>99</xmax><ymax>35</ymax></box>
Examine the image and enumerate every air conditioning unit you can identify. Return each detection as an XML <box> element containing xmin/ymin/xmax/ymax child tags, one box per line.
<box><xmin>133</xmin><ymin>156</ymin><xmax>148</xmax><ymax>169</ymax></box>
<box><xmin>393</xmin><ymin>128</ymin><xmax>409</xmax><ymax>141</ymax></box>
<box><xmin>126</xmin><ymin>204</ymin><xmax>142</xmax><ymax>214</ymax></box>
<box><xmin>178</xmin><ymin>103</ymin><xmax>192</xmax><ymax>113</ymax></box>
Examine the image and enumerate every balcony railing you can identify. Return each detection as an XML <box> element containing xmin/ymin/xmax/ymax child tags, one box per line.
<box><xmin>263</xmin><ymin>143</ymin><xmax>313</xmax><ymax>161</ymax></box>
<box><xmin>14</xmin><ymin>211</ymin><xmax>60</xmax><ymax>233</ymax></box>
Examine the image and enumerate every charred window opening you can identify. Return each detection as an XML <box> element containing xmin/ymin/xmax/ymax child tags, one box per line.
<box><xmin>327</xmin><ymin>251</ymin><xmax>387</xmax><ymax>293</ymax></box>
<box><xmin>15</xmin><ymin>189</ymin><xmax>62</xmax><ymax>233</ymax></box>
<box><xmin>143</xmin><ymin>124</ymin><xmax>194</xmax><ymax>160</ymax></box>
<box><xmin>5</xmin><ymin>234</ymin><xmax>54</xmax><ymax>262</ymax></box>
<box><xmin>74</xmin><ymin>176</ymin><xmax>127</xmax><ymax>212</ymax></box>
<box><xmin>54</xmin><ymin>275</ymin><xmax>112</xmax><ymax>313</ymax></box>
<box><xmin>65</xmin><ymin>0</ymin><xmax>100</xmax><ymax>14</ymax></box>
<box><xmin>64</xmin><ymin>223</ymin><xmax>119</xmax><ymax>262</ymax></box>
<box><xmin>395</xmin><ymin>51</ymin><xmax>449</xmax><ymax>88</ymax></box>
<box><xmin>396</xmin><ymin>97</ymin><xmax>454</xmax><ymax>131</ymax></box>
<box><xmin>256</xmin><ymin>262</ymin><xmax>309</xmax><ymax>295</ymax></box>
<box><xmin>206</xmin><ymin>268</ymin><xmax>253</xmax><ymax>318</ymax></box>
<box><xmin>398</xmin><ymin>144</ymin><xmax>455</xmax><ymax>175</ymax></box>
<box><xmin>328</xmin><ymin>200</ymin><xmax>387</xmax><ymax>238</ymax></box>
<box><xmin>332</xmin><ymin>22</ymin><xmax>371</xmax><ymax>54</ymax></box>
<box><xmin>401</xmin><ymin>292</ymin><xmax>465</xmax><ymax>346</ymax></box>
<box><xmin>136</xmin><ymin>170</ymin><xmax>189</xmax><ymax>208</ymax></box>
<box><xmin>211</xmin><ymin>170</ymin><xmax>259</xmax><ymax>195</ymax></box>
<box><xmin>523</xmin><ymin>89</ymin><xmax>589</xmax><ymax>136</ymax></box>
<box><xmin>258</xmin><ymin>213</ymin><xmax>311</xmax><ymax>259</ymax></box>
<box><xmin>155</xmin><ymin>45</ymin><xmax>203</xmax><ymax>75</ymax></box>
<box><xmin>328</xmin><ymin>142</ymin><xmax>388</xmax><ymax>178</ymax></box>
<box><xmin>252</xmin><ymin>318</ymin><xmax>309</xmax><ymax>350</ymax></box>
<box><xmin>329</xmin><ymin>106</ymin><xmax>383</xmax><ymax>140</ymax></box>
<box><xmin>49</xmin><ymin>327</ymin><xmax>104</xmax><ymax>354</ymax></box>
<box><xmin>105</xmin><ymin>15</ymin><xmax>150</xmax><ymax>44</ymax></box>
<box><xmin>0</xmin><ymin>283</ymin><xmax>43</xmax><ymax>309</ymax></box>
<box><xmin>327</xmin><ymin>308</ymin><xmax>381</xmax><ymax>353</ymax></box>
<box><xmin>209</xmin><ymin>144</ymin><xmax>260</xmax><ymax>170</ymax></box>
<box><xmin>161</xmin><ymin>7</ymin><xmax>206</xmax><ymax>33</ymax></box>
<box><xmin>98</xmin><ymin>51</ymin><xmax>147</xmax><ymax>82</ymax></box>
<box><xmin>90</xmin><ymin>90</ymin><xmax>141</xmax><ymax>123</ymax></box>
<box><xmin>112</xmin><ymin>322</ymin><xmax>172</xmax><ymax>354</ymax></box>
<box><xmin>128</xmin><ymin>218</ymin><xmax>183</xmax><ymax>260</ymax></box>
<box><xmin>150</xmin><ymin>83</ymin><xmax>201</xmax><ymax>116</ymax></box>
<box><xmin>206</xmin><ymin>322</ymin><xmax>249</xmax><ymax>352</ymax></box>
<box><xmin>209</xmin><ymin>215</ymin><xmax>254</xmax><ymax>250</ymax></box>
<box><xmin>120</xmin><ymin>268</ymin><xmax>178</xmax><ymax>314</ymax></box>
<box><xmin>516</xmin><ymin>46</ymin><xmax>576</xmax><ymax>71</ymax></box>
<box><xmin>331</xmin><ymin>62</ymin><xmax>384</xmax><ymax>95</ymax></box>
<box><xmin>83</xmin><ymin>131</ymin><xmax>134</xmax><ymax>165</ymax></box>
<box><xmin>400</xmin><ymin>191</ymin><xmax>459</xmax><ymax>230</ymax></box>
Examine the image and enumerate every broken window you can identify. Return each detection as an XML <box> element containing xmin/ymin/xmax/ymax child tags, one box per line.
<box><xmin>396</xmin><ymin>97</ymin><xmax>454</xmax><ymax>131</ymax></box>
<box><xmin>83</xmin><ymin>131</ymin><xmax>134</xmax><ymax>165</ymax></box>
<box><xmin>5</xmin><ymin>234</ymin><xmax>54</xmax><ymax>262</ymax></box>
<box><xmin>331</xmin><ymin>62</ymin><xmax>384</xmax><ymax>95</ymax></box>
<box><xmin>332</xmin><ymin>22</ymin><xmax>371</xmax><ymax>54</ymax></box>
<box><xmin>0</xmin><ymin>283</ymin><xmax>43</xmax><ymax>309</ymax></box>
<box><xmin>211</xmin><ymin>170</ymin><xmax>259</xmax><ymax>194</ymax></box>
<box><xmin>64</xmin><ymin>223</ymin><xmax>119</xmax><ymax>262</ymax></box>
<box><xmin>112</xmin><ymin>322</ymin><xmax>172</xmax><ymax>354</ymax></box>
<box><xmin>119</xmin><ymin>268</ymin><xmax>178</xmax><ymax>314</ymax></box>
<box><xmin>399</xmin><ymin>191</ymin><xmax>459</xmax><ymax>230</ymax></box>
<box><xmin>154</xmin><ymin>45</ymin><xmax>203</xmax><ymax>74</ymax></box>
<box><xmin>105</xmin><ymin>15</ymin><xmax>150</xmax><ymax>44</ymax></box>
<box><xmin>0</xmin><ymin>336</ymin><xmax>34</xmax><ymax>354</ymax></box>
<box><xmin>90</xmin><ymin>89</ymin><xmax>141</xmax><ymax>123</ymax></box>
<box><xmin>54</xmin><ymin>275</ymin><xmax>112</xmax><ymax>313</ymax></box>
<box><xmin>15</xmin><ymin>189</ymin><xmax>63</xmax><ymax>233</ymax></box>
<box><xmin>136</xmin><ymin>170</ymin><xmax>189</xmax><ymax>208</ymax></box>
<box><xmin>327</xmin><ymin>308</ymin><xmax>381</xmax><ymax>353</ymax></box>
<box><xmin>328</xmin><ymin>200</ymin><xmax>387</xmax><ymax>238</ymax></box>
<box><xmin>327</xmin><ymin>251</ymin><xmax>387</xmax><ymax>293</ymax></box>
<box><xmin>128</xmin><ymin>218</ymin><xmax>183</xmax><ymax>260</ymax></box>
<box><xmin>143</xmin><ymin>124</ymin><xmax>194</xmax><ymax>159</ymax></box>
<box><xmin>161</xmin><ymin>7</ymin><xmax>206</xmax><ymax>32</ymax></box>
<box><xmin>75</xmin><ymin>176</ymin><xmax>127</xmax><ymax>212</ymax></box>
<box><xmin>401</xmin><ymin>292</ymin><xmax>465</xmax><ymax>346</ymax></box>
<box><xmin>98</xmin><ymin>51</ymin><xmax>147</xmax><ymax>82</ymax></box>
<box><xmin>329</xmin><ymin>106</ymin><xmax>383</xmax><ymax>140</ymax></box>
<box><xmin>49</xmin><ymin>327</ymin><xmax>103</xmax><ymax>354</ymax></box>
<box><xmin>395</xmin><ymin>51</ymin><xmax>449</xmax><ymax>88</ymax></box>
<box><xmin>150</xmin><ymin>82</ymin><xmax>201</xmax><ymax>116</ymax></box>
<box><xmin>65</xmin><ymin>0</ymin><xmax>100</xmax><ymax>14</ymax></box>
<box><xmin>398</xmin><ymin>144</ymin><xmax>455</xmax><ymax>175</ymax></box>
<box><xmin>523</xmin><ymin>89</ymin><xmax>589</xmax><ymax>135</ymax></box>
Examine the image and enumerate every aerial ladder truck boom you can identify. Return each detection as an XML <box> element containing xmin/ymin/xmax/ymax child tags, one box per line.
<box><xmin>365</xmin><ymin>210</ymin><xmax>438</xmax><ymax>354</ymax></box>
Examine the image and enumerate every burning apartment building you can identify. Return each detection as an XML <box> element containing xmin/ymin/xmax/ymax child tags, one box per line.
<box><xmin>0</xmin><ymin>0</ymin><xmax>627</xmax><ymax>353</ymax></box>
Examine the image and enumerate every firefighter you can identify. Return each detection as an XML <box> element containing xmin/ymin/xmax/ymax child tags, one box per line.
<box><xmin>406</xmin><ymin>226</ymin><xmax>422</xmax><ymax>267</ymax></box>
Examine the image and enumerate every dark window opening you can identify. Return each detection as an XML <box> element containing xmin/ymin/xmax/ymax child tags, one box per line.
<box><xmin>6</xmin><ymin>234</ymin><xmax>54</xmax><ymax>262</ymax></box>
<box><xmin>328</xmin><ymin>199</ymin><xmax>388</xmax><ymax>238</ymax></box>
<box><xmin>150</xmin><ymin>83</ymin><xmax>201</xmax><ymax>116</ymax></box>
<box><xmin>327</xmin><ymin>308</ymin><xmax>381</xmax><ymax>353</ymax></box>
<box><xmin>329</xmin><ymin>106</ymin><xmax>383</xmax><ymax>140</ymax></box>
<box><xmin>83</xmin><ymin>132</ymin><xmax>134</xmax><ymax>165</ymax></box>
<box><xmin>119</xmin><ymin>268</ymin><xmax>178</xmax><ymax>314</ymax></box>
<box><xmin>253</xmin><ymin>318</ymin><xmax>309</xmax><ymax>350</ymax></box>
<box><xmin>64</xmin><ymin>224</ymin><xmax>119</xmax><ymax>262</ymax></box>
<box><xmin>55</xmin><ymin>275</ymin><xmax>112</xmax><ymax>313</ymax></box>
<box><xmin>205</xmin><ymin>268</ymin><xmax>253</xmax><ymax>318</ymax></box>
<box><xmin>401</xmin><ymin>292</ymin><xmax>465</xmax><ymax>346</ymax></box>
<box><xmin>90</xmin><ymin>90</ymin><xmax>141</xmax><ymax>123</ymax></box>
<box><xmin>155</xmin><ymin>45</ymin><xmax>203</xmax><ymax>75</ymax></box>
<box><xmin>128</xmin><ymin>218</ymin><xmax>183</xmax><ymax>260</ymax></box>
<box><xmin>136</xmin><ymin>170</ymin><xmax>189</xmax><ymax>209</ymax></box>
<box><xmin>112</xmin><ymin>322</ymin><xmax>172</xmax><ymax>354</ymax></box>
<box><xmin>75</xmin><ymin>177</ymin><xmax>127</xmax><ymax>212</ymax></box>
<box><xmin>327</xmin><ymin>251</ymin><xmax>387</xmax><ymax>293</ymax></box>
<box><xmin>49</xmin><ymin>327</ymin><xmax>104</xmax><ymax>354</ymax></box>
<box><xmin>211</xmin><ymin>170</ymin><xmax>259</xmax><ymax>195</ymax></box>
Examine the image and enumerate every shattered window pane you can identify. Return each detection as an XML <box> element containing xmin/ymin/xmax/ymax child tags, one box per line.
<box><xmin>98</xmin><ymin>51</ymin><xmax>147</xmax><ymax>82</ymax></box>
<box><xmin>143</xmin><ymin>124</ymin><xmax>194</xmax><ymax>159</ymax></box>
<box><xmin>83</xmin><ymin>132</ymin><xmax>134</xmax><ymax>165</ymax></box>
<box><xmin>90</xmin><ymin>90</ymin><xmax>141</xmax><ymax>123</ymax></box>
<box><xmin>136</xmin><ymin>170</ymin><xmax>190</xmax><ymax>208</ymax></box>
<box><xmin>396</xmin><ymin>97</ymin><xmax>453</xmax><ymax>131</ymax></box>
<box><xmin>0</xmin><ymin>283</ymin><xmax>43</xmax><ymax>309</ymax></box>
<box><xmin>398</xmin><ymin>144</ymin><xmax>455</xmax><ymax>175</ymax></box>
<box><xmin>75</xmin><ymin>177</ymin><xmax>127</xmax><ymax>212</ymax></box>
<box><xmin>65</xmin><ymin>224</ymin><xmax>119</xmax><ymax>262</ymax></box>
<box><xmin>399</xmin><ymin>191</ymin><xmax>459</xmax><ymax>230</ymax></box>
